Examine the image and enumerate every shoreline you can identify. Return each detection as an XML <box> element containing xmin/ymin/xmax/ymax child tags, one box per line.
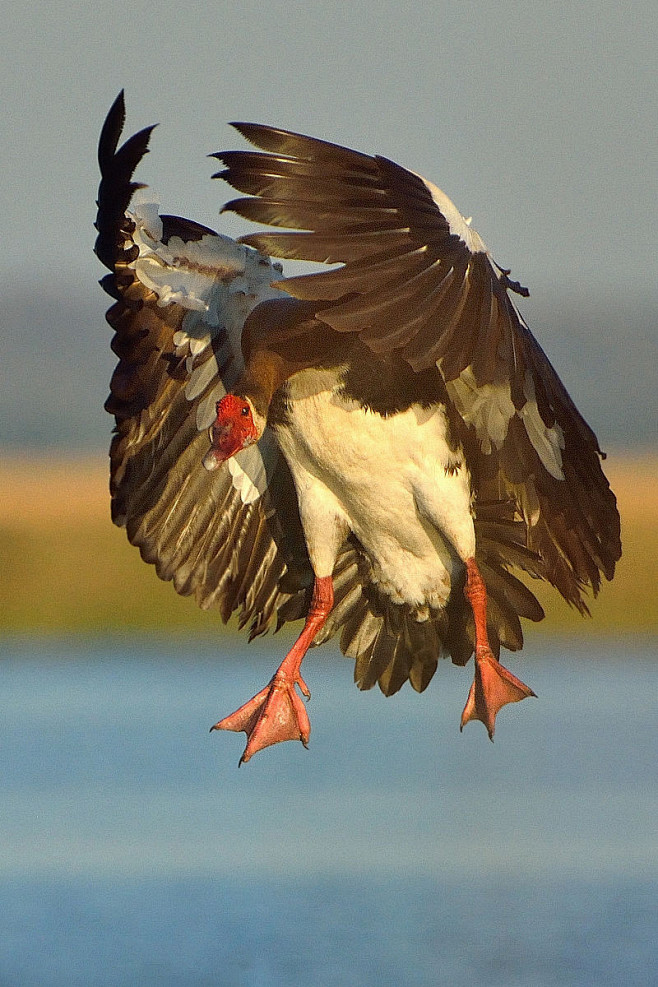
<box><xmin>1</xmin><ymin>450</ymin><xmax>655</xmax><ymax>635</ymax></box>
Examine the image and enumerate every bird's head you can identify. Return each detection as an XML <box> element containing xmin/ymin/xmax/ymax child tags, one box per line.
<box><xmin>203</xmin><ymin>394</ymin><xmax>264</xmax><ymax>471</ymax></box>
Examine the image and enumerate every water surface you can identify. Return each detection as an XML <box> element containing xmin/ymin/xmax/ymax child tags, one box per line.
<box><xmin>1</xmin><ymin>637</ymin><xmax>656</xmax><ymax>985</ymax></box>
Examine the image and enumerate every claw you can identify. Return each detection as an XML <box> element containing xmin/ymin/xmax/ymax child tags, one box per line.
<box><xmin>460</xmin><ymin>649</ymin><xmax>536</xmax><ymax>740</ymax></box>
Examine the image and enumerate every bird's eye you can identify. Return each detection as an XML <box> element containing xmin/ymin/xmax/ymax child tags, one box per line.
<box><xmin>241</xmin><ymin>405</ymin><xmax>250</xmax><ymax>416</ymax></box>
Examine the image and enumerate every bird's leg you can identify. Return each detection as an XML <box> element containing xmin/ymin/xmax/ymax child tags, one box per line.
<box><xmin>460</xmin><ymin>557</ymin><xmax>536</xmax><ymax>739</ymax></box>
<box><xmin>211</xmin><ymin>575</ymin><xmax>334</xmax><ymax>764</ymax></box>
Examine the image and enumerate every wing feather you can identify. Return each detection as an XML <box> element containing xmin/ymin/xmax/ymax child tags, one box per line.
<box><xmin>215</xmin><ymin>123</ymin><xmax>620</xmax><ymax>611</ymax></box>
<box><xmin>95</xmin><ymin>94</ymin><xmax>312</xmax><ymax>637</ymax></box>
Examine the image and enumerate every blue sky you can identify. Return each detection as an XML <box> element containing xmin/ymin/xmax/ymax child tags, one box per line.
<box><xmin>2</xmin><ymin>0</ymin><xmax>656</xmax><ymax>448</ymax></box>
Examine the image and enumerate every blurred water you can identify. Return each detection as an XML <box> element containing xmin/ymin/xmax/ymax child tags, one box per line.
<box><xmin>0</xmin><ymin>637</ymin><xmax>656</xmax><ymax>986</ymax></box>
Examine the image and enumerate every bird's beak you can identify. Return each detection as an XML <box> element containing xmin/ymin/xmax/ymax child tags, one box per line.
<box><xmin>203</xmin><ymin>424</ymin><xmax>236</xmax><ymax>471</ymax></box>
<box><xmin>203</xmin><ymin>446</ymin><xmax>225</xmax><ymax>471</ymax></box>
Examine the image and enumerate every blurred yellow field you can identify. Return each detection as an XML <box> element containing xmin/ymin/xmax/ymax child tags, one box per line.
<box><xmin>1</xmin><ymin>451</ymin><xmax>655</xmax><ymax>636</ymax></box>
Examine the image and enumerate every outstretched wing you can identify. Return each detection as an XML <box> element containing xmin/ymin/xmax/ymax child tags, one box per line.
<box><xmin>95</xmin><ymin>93</ymin><xmax>312</xmax><ymax>636</ymax></box>
<box><xmin>215</xmin><ymin>124</ymin><xmax>621</xmax><ymax>610</ymax></box>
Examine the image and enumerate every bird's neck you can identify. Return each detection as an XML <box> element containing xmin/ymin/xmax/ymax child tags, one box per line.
<box><xmin>236</xmin><ymin>348</ymin><xmax>289</xmax><ymax>419</ymax></box>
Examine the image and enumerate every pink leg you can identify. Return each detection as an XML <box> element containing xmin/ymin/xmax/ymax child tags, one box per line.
<box><xmin>460</xmin><ymin>558</ymin><xmax>536</xmax><ymax>740</ymax></box>
<box><xmin>211</xmin><ymin>575</ymin><xmax>334</xmax><ymax>764</ymax></box>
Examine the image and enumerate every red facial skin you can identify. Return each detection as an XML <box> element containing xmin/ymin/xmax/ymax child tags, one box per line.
<box><xmin>207</xmin><ymin>394</ymin><xmax>258</xmax><ymax>466</ymax></box>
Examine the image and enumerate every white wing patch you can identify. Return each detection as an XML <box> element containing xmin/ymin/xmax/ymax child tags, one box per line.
<box><xmin>130</xmin><ymin>199</ymin><xmax>283</xmax><ymax>354</ymax></box>
<box><xmin>417</xmin><ymin>175</ymin><xmax>487</xmax><ymax>254</ymax></box>
<box><xmin>447</xmin><ymin>367</ymin><xmax>565</xmax><ymax>480</ymax></box>
<box><xmin>518</xmin><ymin>372</ymin><xmax>565</xmax><ymax>480</ymax></box>
<box><xmin>195</xmin><ymin>381</ymin><xmax>227</xmax><ymax>432</ymax></box>
<box><xmin>446</xmin><ymin>368</ymin><xmax>516</xmax><ymax>453</ymax></box>
<box><xmin>229</xmin><ymin>434</ymin><xmax>279</xmax><ymax>505</ymax></box>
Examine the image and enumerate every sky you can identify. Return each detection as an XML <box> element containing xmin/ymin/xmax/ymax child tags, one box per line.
<box><xmin>2</xmin><ymin>0</ymin><xmax>656</xmax><ymax>449</ymax></box>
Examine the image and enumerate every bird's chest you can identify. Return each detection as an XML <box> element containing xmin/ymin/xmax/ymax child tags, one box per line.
<box><xmin>278</xmin><ymin>376</ymin><xmax>451</xmax><ymax>500</ymax></box>
<box><xmin>273</xmin><ymin>374</ymin><xmax>472</xmax><ymax>609</ymax></box>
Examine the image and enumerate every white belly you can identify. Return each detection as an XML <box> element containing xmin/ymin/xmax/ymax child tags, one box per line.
<box><xmin>274</xmin><ymin>381</ymin><xmax>475</xmax><ymax>614</ymax></box>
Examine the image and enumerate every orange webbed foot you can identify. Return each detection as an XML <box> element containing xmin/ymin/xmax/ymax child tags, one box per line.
<box><xmin>211</xmin><ymin>576</ymin><xmax>333</xmax><ymax>764</ymax></box>
<box><xmin>211</xmin><ymin>670</ymin><xmax>311</xmax><ymax>765</ymax></box>
<box><xmin>460</xmin><ymin>649</ymin><xmax>536</xmax><ymax>740</ymax></box>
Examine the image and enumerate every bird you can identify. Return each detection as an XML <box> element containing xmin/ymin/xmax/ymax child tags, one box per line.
<box><xmin>95</xmin><ymin>92</ymin><xmax>621</xmax><ymax>765</ymax></box>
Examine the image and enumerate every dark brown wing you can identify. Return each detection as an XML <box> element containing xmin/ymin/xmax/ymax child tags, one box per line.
<box><xmin>214</xmin><ymin>124</ymin><xmax>621</xmax><ymax>612</ymax></box>
<box><xmin>94</xmin><ymin>93</ymin><xmax>312</xmax><ymax>637</ymax></box>
<box><xmin>214</xmin><ymin>123</ymin><xmax>528</xmax><ymax>380</ymax></box>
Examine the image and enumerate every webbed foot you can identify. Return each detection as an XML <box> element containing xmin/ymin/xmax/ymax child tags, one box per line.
<box><xmin>460</xmin><ymin>649</ymin><xmax>536</xmax><ymax>740</ymax></box>
<box><xmin>211</xmin><ymin>667</ymin><xmax>311</xmax><ymax>765</ymax></box>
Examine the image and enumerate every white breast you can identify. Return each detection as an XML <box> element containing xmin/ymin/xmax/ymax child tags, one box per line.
<box><xmin>274</xmin><ymin>374</ymin><xmax>475</xmax><ymax>615</ymax></box>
